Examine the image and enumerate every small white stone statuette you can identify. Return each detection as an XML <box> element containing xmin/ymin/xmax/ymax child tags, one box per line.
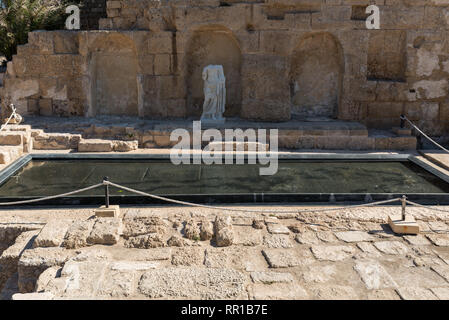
<box><xmin>200</xmin><ymin>65</ymin><xmax>226</xmax><ymax>124</ymax></box>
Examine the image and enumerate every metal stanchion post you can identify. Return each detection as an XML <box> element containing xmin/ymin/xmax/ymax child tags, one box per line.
<box><xmin>401</xmin><ymin>195</ymin><xmax>406</xmax><ymax>221</ymax></box>
<box><xmin>400</xmin><ymin>114</ymin><xmax>405</xmax><ymax>129</ymax></box>
<box><xmin>103</xmin><ymin>176</ymin><xmax>109</xmax><ymax>208</ymax></box>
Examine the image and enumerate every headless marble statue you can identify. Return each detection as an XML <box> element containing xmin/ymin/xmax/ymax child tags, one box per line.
<box><xmin>200</xmin><ymin>65</ymin><xmax>226</xmax><ymax>124</ymax></box>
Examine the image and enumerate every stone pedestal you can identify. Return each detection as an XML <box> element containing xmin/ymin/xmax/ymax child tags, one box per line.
<box><xmin>95</xmin><ymin>205</ymin><xmax>121</xmax><ymax>218</ymax></box>
<box><xmin>388</xmin><ymin>215</ymin><xmax>419</xmax><ymax>235</ymax></box>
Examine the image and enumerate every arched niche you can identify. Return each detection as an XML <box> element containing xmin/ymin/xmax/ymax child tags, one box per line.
<box><xmin>89</xmin><ymin>33</ymin><xmax>139</xmax><ymax>116</ymax></box>
<box><xmin>290</xmin><ymin>33</ymin><xmax>344</xmax><ymax>119</ymax></box>
<box><xmin>186</xmin><ymin>26</ymin><xmax>242</xmax><ymax>118</ymax></box>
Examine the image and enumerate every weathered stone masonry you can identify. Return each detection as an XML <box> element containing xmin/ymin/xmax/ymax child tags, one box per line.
<box><xmin>1</xmin><ymin>0</ymin><xmax>449</xmax><ymax>136</ymax></box>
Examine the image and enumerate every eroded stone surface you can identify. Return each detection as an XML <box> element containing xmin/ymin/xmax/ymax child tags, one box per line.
<box><xmin>335</xmin><ymin>231</ymin><xmax>373</xmax><ymax>243</ymax></box>
<box><xmin>310</xmin><ymin>245</ymin><xmax>356</xmax><ymax>262</ymax></box>
<box><xmin>33</xmin><ymin>220</ymin><xmax>72</xmax><ymax>248</ymax></box>
<box><xmin>250</xmin><ymin>271</ymin><xmax>294</xmax><ymax>284</ymax></box>
<box><xmin>262</xmin><ymin>249</ymin><xmax>313</xmax><ymax>268</ymax></box>
<box><xmin>427</xmin><ymin>234</ymin><xmax>449</xmax><ymax>247</ymax></box>
<box><xmin>63</xmin><ymin>220</ymin><xmax>95</xmax><ymax>249</ymax></box>
<box><xmin>249</xmin><ymin>283</ymin><xmax>308</xmax><ymax>300</ymax></box>
<box><xmin>354</xmin><ymin>261</ymin><xmax>397</xmax><ymax>290</ymax></box>
<box><xmin>263</xmin><ymin>234</ymin><xmax>293</xmax><ymax>248</ymax></box>
<box><xmin>373</xmin><ymin>241</ymin><xmax>409</xmax><ymax>255</ymax></box>
<box><xmin>138</xmin><ymin>267</ymin><xmax>246</xmax><ymax>299</ymax></box>
<box><xmin>396</xmin><ymin>287</ymin><xmax>438</xmax><ymax>300</ymax></box>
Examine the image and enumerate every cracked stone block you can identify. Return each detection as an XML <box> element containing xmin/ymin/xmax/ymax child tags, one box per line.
<box><xmin>249</xmin><ymin>283</ymin><xmax>308</xmax><ymax>300</ymax></box>
<box><xmin>234</xmin><ymin>226</ymin><xmax>262</xmax><ymax>246</ymax></box>
<box><xmin>430</xmin><ymin>265</ymin><xmax>449</xmax><ymax>283</ymax></box>
<box><xmin>171</xmin><ymin>247</ymin><xmax>204</xmax><ymax>266</ymax></box>
<box><xmin>295</xmin><ymin>231</ymin><xmax>320</xmax><ymax>245</ymax></box>
<box><xmin>426</xmin><ymin>234</ymin><xmax>449</xmax><ymax>247</ymax></box>
<box><xmin>315</xmin><ymin>231</ymin><xmax>337</xmax><ymax>243</ymax></box>
<box><xmin>267</xmin><ymin>224</ymin><xmax>290</xmax><ymax>235</ymax></box>
<box><xmin>138</xmin><ymin>267</ymin><xmax>246</xmax><ymax>299</ymax></box>
<box><xmin>113</xmin><ymin>140</ymin><xmax>138</xmax><ymax>152</ymax></box>
<box><xmin>302</xmin><ymin>265</ymin><xmax>337</xmax><ymax>284</ymax></box>
<box><xmin>18</xmin><ymin>248</ymin><xmax>74</xmax><ymax>293</ymax></box>
<box><xmin>356</xmin><ymin>242</ymin><xmax>382</xmax><ymax>257</ymax></box>
<box><xmin>312</xmin><ymin>285</ymin><xmax>359</xmax><ymax>300</ymax></box>
<box><xmin>354</xmin><ymin>261</ymin><xmax>397</xmax><ymax>290</ymax></box>
<box><xmin>204</xmin><ymin>247</ymin><xmax>262</xmax><ymax>270</ymax></box>
<box><xmin>200</xmin><ymin>219</ymin><xmax>214</xmax><ymax>241</ymax></box>
<box><xmin>110</xmin><ymin>261</ymin><xmax>158</xmax><ymax>271</ymax></box>
<box><xmin>167</xmin><ymin>235</ymin><xmax>188</xmax><ymax>247</ymax></box>
<box><xmin>35</xmin><ymin>266</ymin><xmax>60</xmax><ymax>293</ymax></box>
<box><xmin>250</xmin><ymin>271</ymin><xmax>294</xmax><ymax>284</ymax></box>
<box><xmin>367</xmin><ymin>289</ymin><xmax>401</xmax><ymax>300</ymax></box>
<box><xmin>215</xmin><ymin>216</ymin><xmax>234</xmax><ymax>247</ymax></box>
<box><xmin>58</xmin><ymin>260</ymin><xmax>109</xmax><ymax>299</ymax></box>
<box><xmin>395</xmin><ymin>287</ymin><xmax>438</xmax><ymax>300</ymax></box>
<box><xmin>63</xmin><ymin>220</ymin><xmax>95</xmax><ymax>249</ymax></box>
<box><xmin>413</xmin><ymin>256</ymin><xmax>445</xmax><ymax>267</ymax></box>
<box><xmin>87</xmin><ymin>218</ymin><xmax>121</xmax><ymax>245</ymax></box>
<box><xmin>403</xmin><ymin>235</ymin><xmax>431</xmax><ymax>246</ymax></box>
<box><xmin>373</xmin><ymin>241</ymin><xmax>409</xmax><ymax>255</ymax></box>
<box><xmin>334</xmin><ymin>231</ymin><xmax>373</xmax><ymax>243</ymax></box>
<box><xmin>252</xmin><ymin>220</ymin><xmax>265</xmax><ymax>229</ymax></box>
<box><xmin>183</xmin><ymin>220</ymin><xmax>201</xmax><ymax>240</ymax></box>
<box><xmin>98</xmin><ymin>270</ymin><xmax>135</xmax><ymax>298</ymax></box>
<box><xmin>122</xmin><ymin>248</ymin><xmax>171</xmax><ymax>261</ymax></box>
<box><xmin>263</xmin><ymin>234</ymin><xmax>293</xmax><ymax>248</ymax></box>
<box><xmin>125</xmin><ymin>233</ymin><xmax>166</xmax><ymax>249</ymax></box>
<box><xmin>310</xmin><ymin>245</ymin><xmax>356</xmax><ymax>262</ymax></box>
<box><xmin>122</xmin><ymin>216</ymin><xmax>166</xmax><ymax>238</ymax></box>
<box><xmin>33</xmin><ymin>220</ymin><xmax>72</xmax><ymax>248</ymax></box>
<box><xmin>427</xmin><ymin>221</ymin><xmax>449</xmax><ymax>233</ymax></box>
<box><xmin>430</xmin><ymin>287</ymin><xmax>449</xmax><ymax>300</ymax></box>
<box><xmin>262</xmin><ymin>249</ymin><xmax>313</xmax><ymax>268</ymax></box>
<box><xmin>0</xmin><ymin>230</ymin><xmax>39</xmax><ymax>289</ymax></box>
<box><xmin>78</xmin><ymin>139</ymin><xmax>113</xmax><ymax>152</ymax></box>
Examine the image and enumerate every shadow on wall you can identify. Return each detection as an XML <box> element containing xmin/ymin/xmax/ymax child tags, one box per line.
<box><xmin>88</xmin><ymin>33</ymin><xmax>139</xmax><ymax>117</ymax></box>
<box><xmin>186</xmin><ymin>26</ymin><xmax>242</xmax><ymax>118</ymax></box>
<box><xmin>290</xmin><ymin>33</ymin><xmax>344</xmax><ymax>120</ymax></box>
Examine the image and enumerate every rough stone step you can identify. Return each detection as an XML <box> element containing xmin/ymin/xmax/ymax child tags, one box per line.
<box><xmin>0</xmin><ymin>230</ymin><xmax>40</xmax><ymax>292</ymax></box>
<box><xmin>78</xmin><ymin>139</ymin><xmax>138</xmax><ymax>152</ymax></box>
<box><xmin>0</xmin><ymin>132</ymin><xmax>23</xmax><ymax>146</ymax></box>
<box><xmin>279</xmin><ymin>135</ymin><xmax>416</xmax><ymax>150</ymax></box>
<box><xmin>0</xmin><ymin>145</ymin><xmax>23</xmax><ymax>164</ymax></box>
<box><xmin>33</xmin><ymin>133</ymin><xmax>81</xmax><ymax>150</ymax></box>
<box><xmin>0</xmin><ymin>129</ymin><xmax>32</xmax><ymax>152</ymax></box>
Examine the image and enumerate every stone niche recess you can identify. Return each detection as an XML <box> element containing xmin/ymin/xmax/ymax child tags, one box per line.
<box><xmin>290</xmin><ymin>33</ymin><xmax>344</xmax><ymax>120</ymax></box>
<box><xmin>186</xmin><ymin>26</ymin><xmax>242</xmax><ymax>118</ymax></box>
<box><xmin>88</xmin><ymin>33</ymin><xmax>139</xmax><ymax>117</ymax></box>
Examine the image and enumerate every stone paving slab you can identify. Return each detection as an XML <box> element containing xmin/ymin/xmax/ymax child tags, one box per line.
<box><xmin>2</xmin><ymin>205</ymin><xmax>449</xmax><ymax>300</ymax></box>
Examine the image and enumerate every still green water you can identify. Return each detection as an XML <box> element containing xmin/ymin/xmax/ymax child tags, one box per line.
<box><xmin>0</xmin><ymin>160</ymin><xmax>448</xmax><ymax>197</ymax></box>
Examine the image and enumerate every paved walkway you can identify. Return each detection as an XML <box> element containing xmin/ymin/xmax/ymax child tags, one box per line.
<box><xmin>1</xmin><ymin>204</ymin><xmax>449</xmax><ymax>300</ymax></box>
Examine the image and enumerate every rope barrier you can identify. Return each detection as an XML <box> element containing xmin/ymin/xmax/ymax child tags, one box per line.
<box><xmin>105</xmin><ymin>181</ymin><xmax>402</xmax><ymax>214</ymax></box>
<box><xmin>0</xmin><ymin>183</ymin><xmax>103</xmax><ymax>206</ymax></box>
<box><xmin>401</xmin><ymin>115</ymin><xmax>449</xmax><ymax>153</ymax></box>
<box><xmin>405</xmin><ymin>199</ymin><xmax>449</xmax><ymax>214</ymax></box>
<box><xmin>0</xmin><ymin>179</ymin><xmax>448</xmax><ymax>217</ymax></box>
<box><xmin>0</xmin><ymin>104</ymin><xmax>22</xmax><ymax>132</ymax></box>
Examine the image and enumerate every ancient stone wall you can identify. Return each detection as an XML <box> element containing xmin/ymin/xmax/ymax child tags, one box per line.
<box><xmin>1</xmin><ymin>0</ymin><xmax>449</xmax><ymax>135</ymax></box>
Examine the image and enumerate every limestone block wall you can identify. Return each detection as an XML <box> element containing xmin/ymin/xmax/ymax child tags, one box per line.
<box><xmin>1</xmin><ymin>0</ymin><xmax>449</xmax><ymax>135</ymax></box>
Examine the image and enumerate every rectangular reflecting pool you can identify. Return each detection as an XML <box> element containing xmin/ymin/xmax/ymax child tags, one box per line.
<box><xmin>0</xmin><ymin>154</ymin><xmax>448</xmax><ymax>205</ymax></box>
